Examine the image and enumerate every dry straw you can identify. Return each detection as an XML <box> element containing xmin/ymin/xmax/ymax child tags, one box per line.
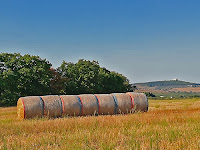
<box><xmin>60</xmin><ymin>95</ymin><xmax>81</xmax><ymax>116</ymax></box>
<box><xmin>17</xmin><ymin>96</ymin><xmax>43</xmax><ymax>119</ymax></box>
<box><xmin>126</xmin><ymin>92</ymin><xmax>148</xmax><ymax>112</ymax></box>
<box><xmin>94</xmin><ymin>94</ymin><xmax>115</xmax><ymax>115</ymax></box>
<box><xmin>112</xmin><ymin>93</ymin><xmax>133</xmax><ymax>114</ymax></box>
<box><xmin>78</xmin><ymin>94</ymin><xmax>98</xmax><ymax>116</ymax></box>
<box><xmin>17</xmin><ymin>92</ymin><xmax>148</xmax><ymax>119</ymax></box>
<box><xmin>40</xmin><ymin>95</ymin><xmax>63</xmax><ymax>118</ymax></box>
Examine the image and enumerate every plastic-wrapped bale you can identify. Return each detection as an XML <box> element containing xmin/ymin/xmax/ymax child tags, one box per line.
<box><xmin>40</xmin><ymin>95</ymin><xmax>63</xmax><ymax>117</ymax></box>
<box><xmin>94</xmin><ymin>94</ymin><xmax>115</xmax><ymax>115</ymax></box>
<box><xmin>77</xmin><ymin>94</ymin><xmax>98</xmax><ymax>116</ymax></box>
<box><xmin>126</xmin><ymin>92</ymin><xmax>148</xmax><ymax>112</ymax></box>
<box><xmin>111</xmin><ymin>93</ymin><xmax>133</xmax><ymax>114</ymax></box>
<box><xmin>17</xmin><ymin>96</ymin><xmax>44</xmax><ymax>120</ymax></box>
<box><xmin>60</xmin><ymin>95</ymin><xmax>81</xmax><ymax>116</ymax></box>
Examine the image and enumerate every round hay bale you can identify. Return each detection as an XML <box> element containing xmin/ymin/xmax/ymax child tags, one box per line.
<box><xmin>78</xmin><ymin>94</ymin><xmax>98</xmax><ymax>116</ymax></box>
<box><xmin>60</xmin><ymin>95</ymin><xmax>81</xmax><ymax>116</ymax></box>
<box><xmin>126</xmin><ymin>92</ymin><xmax>148</xmax><ymax>112</ymax></box>
<box><xmin>17</xmin><ymin>96</ymin><xmax>44</xmax><ymax>119</ymax></box>
<box><xmin>126</xmin><ymin>93</ymin><xmax>135</xmax><ymax>109</ymax></box>
<box><xmin>111</xmin><ymin>93</ymin><xmax>132</xmax><ymax>114</ymax></box>
<box><xmin>40</xmin><ymin>95</ymin><xmax>62</xmax><ymax>117</ymax></box>
<box><xmin>94</xmin><ymin>94</ymin><xmax>115</xmax><ymax>115</ymax></box>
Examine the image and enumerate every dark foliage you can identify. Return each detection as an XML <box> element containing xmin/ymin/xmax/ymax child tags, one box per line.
<box><xmin>57</xmin><ymin>59</ymin><xmax>131</xmax><ymax>94</ymax></box>
<box><xmin>0</xmin><ymin>53</ymin><xmax>131</xmax><ymax>106</ymax></box>
<box><xmin>0</xmin><ymin>53</ymin><xmax>53</xmax><ymax>106</ymax></box>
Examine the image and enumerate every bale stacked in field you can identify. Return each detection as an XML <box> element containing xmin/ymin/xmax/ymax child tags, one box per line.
<box><xmin>94</xmin><ymin>94</ymin><xmax>115</xmax><ymax>115</ymax></box>
<box><xmin>78</xmin><ymin>94</ymin><xmax>99</xmax><ymax>116</ymax></box>
<box><xmin>40</xmin><ymin>95</ymin><xmax>63</xmax><ymax>117</ymax></box>
<box><xmin>17</xmin><ymin>96</ymin><xmax>43</xmax><ymax>120</ymax></box>
<box><xmin>17</xmin><ymin>92</ymin><xmax>148</xmax><ymax>119</ymax></box>
<box><xmin>60</xmin><ymin>95</ymin><xmax>81</xmax><ymax>116</ymax></box>
<box><xmin>127</xmin><ymin>92</ymin><xmax>148</xmax><ymax>112</ymax></box>
<box><xmin>112</xmin><ymin>93</ymin><xmax>133</xmax><ymax>114</ymax></box>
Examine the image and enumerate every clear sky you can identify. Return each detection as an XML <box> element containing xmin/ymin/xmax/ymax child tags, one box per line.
<box><xmin>0</xmin><ymin>0</ymin><xmax>200</xmax><ymax>83</ymax></box>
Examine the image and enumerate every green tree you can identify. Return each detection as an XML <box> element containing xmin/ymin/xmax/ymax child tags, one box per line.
<box><xmin>145</xmin><ymin>92</ymin><xmax>156</xmax><ymax>97</ymax></box>
<box><xmin>98</xmin><ymin>68</ymin><xmax>131</xmax><ymax>93</ymax></box>
<box><xmin>0</xmin><ymin>53</ymin><xmax>53</xmax><ymax>106</ymax></box>
<box><xmin>50</xmin><ymin>68</ymin><xmax>68</xmax><ymax>95</ymax></box>
<box><xmin>57</xmin><ymin>59</ymin><xmax>131</xmax><ymax>94</ymax></box>
<box><xmin>0</xmin><ymin>54</ymin><xmax>132</xmax><ymax>106</ymax></box>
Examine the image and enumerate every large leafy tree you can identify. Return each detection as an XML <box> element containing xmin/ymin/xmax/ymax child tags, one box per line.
<box><xmin>50</xmin><ymin>68</ymin><xmax>68</xmax><ymax>95</ymax></box>
<box><xmin>57</xmin><ymin>59</ymin><xmax>131</xmax><ymax>94</ymax></box>
<box><xmin>0</xmin><ymin>54</ymin><xmax>132</xmax><ymax>106</ymax></box>
<box><xmin>0</xmin><ymin>53</ymin><xmax>53</xmax><ymax>106</ymax></box>
<box><xmin>57</xmin><ymin>59</ymin><xmax>101</xmax><ymax>94</ymax></box>
<box><xmin>98</xmin><ymin>68</ymin><xmax>131</xmax><ymax>93</ymax></box>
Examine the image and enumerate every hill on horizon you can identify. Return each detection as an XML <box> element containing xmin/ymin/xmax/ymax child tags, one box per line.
<box><xmin>134</xmin><ymin>79</ymin><xmax>200</xmax><ymax>91</ymax></box>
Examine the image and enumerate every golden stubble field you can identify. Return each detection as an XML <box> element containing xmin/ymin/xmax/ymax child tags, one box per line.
<box><xmin>1</xmin><ymin>99</ymin><xmax>200</xmax><ymax>150</ymax></box>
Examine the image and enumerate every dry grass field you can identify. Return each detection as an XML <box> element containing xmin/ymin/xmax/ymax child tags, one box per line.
<box><xmin>1</xmin><ymin>99</ymin><xmax>200</xmax><ymax>149</ymax></box>
<box><xmin>170</xmin><ymin>87</ymin><xmax>200</xmax><ymax>93</ymax></box>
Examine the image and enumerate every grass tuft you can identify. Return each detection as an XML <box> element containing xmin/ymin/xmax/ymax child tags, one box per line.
<box><xmin>1</xmin><ymin>99</ymin><xmax>200</xmax><ymax>149</ymax></box>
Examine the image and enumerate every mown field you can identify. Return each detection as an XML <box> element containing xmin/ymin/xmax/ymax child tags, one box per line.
<box><xmin>1</xmin><ymin>99</ymin><xmax>200</xmax><ymax>149</ymax></box>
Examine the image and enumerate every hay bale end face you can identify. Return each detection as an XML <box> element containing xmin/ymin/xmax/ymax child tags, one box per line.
<box><xmin>17</xmin><ymin>92</ymin><xmax>148</xmax><ymax>119</ymax></box>
<box><xmin>17</xmin><ymin>96</ymin><xmax>44</xmax><ymax>120</ymax></box>
<box><xmin>17</xmin><ymin>98</ymin><xmax>25</xmax><ymax>120</ymax></box>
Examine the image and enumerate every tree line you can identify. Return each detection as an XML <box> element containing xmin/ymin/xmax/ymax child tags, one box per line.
<box><xmin>0</xmin><ymin>53</ymin><xmax>132</xmax><ymax>106</ymax></box>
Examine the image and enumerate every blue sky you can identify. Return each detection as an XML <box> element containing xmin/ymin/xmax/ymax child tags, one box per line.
<box><xmin>0</xmin><ymin>0</ymin><xmax>200</xmax><ymax>83</ymax></box>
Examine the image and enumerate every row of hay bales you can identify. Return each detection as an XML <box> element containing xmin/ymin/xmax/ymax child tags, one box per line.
<box><xmin>17</xmin><ymin>92</ymin><xmax>148</xmax><ymax>119</ymax></box>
